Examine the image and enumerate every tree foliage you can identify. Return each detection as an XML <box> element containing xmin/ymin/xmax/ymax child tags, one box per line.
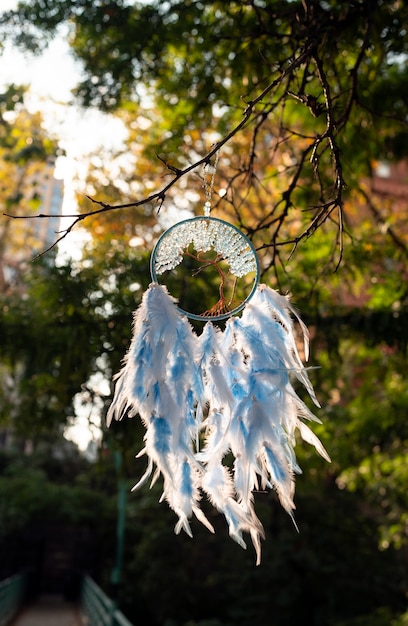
<box><xmin>1</xmin><ymin>0</ymin><xmax>408</xmax><ymax>272</ymax></box>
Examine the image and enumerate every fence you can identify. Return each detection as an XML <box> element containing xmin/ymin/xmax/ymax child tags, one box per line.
<box><xmin>0</xmin><ymin>574</ymin><xmax>25</xmax><ymax>626</ymax></box>
<box><xmin>81</xmin><ymin>576</ymin><xmax>134</xmax><ymax>626</ymax></box>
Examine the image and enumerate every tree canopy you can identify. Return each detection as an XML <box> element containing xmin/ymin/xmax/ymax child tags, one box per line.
<box><xmin>1</xmin><ymin>0</ymin><xmax>407</xmax><ymax>277</ymax></box>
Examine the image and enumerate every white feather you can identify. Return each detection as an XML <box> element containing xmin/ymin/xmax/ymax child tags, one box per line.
<box><xmin>297</xmin><ymin>420</ymin><xmax>331</xmax><ymax>462</ymax></box>
<box><xmin>107</xmin><ymin>281</ymin><xmax>330</xmax><ymax>564</ymax></box>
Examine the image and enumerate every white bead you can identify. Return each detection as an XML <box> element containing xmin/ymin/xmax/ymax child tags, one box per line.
<box><xmin>153</xmin><ymin>217</ymin><xmax>258</xmax><ymax>279</ymax></box>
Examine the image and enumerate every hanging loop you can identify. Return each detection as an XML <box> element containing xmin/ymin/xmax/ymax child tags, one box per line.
<box><xmin>202</xmin><ymin>150</ymin><xmax>220</xmax><ymax>215</ymax></box>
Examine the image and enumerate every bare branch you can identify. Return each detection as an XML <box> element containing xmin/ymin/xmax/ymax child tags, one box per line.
<box><xmin>3</xmin><ymin>43</ymin><xmax>315</xmax><ymax>258</ymax></box>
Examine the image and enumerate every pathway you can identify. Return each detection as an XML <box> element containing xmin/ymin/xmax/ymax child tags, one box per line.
<box><xmin>10</xmin><ymin>594</ymin><xmax>82</xmax><ymax>626</ymax></box>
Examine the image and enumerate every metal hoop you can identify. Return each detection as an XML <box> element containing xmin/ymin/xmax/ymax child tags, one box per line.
<box><xmin>150</xmin><ymin>216</ymin><xmax>260</xmax><ymax>321</ymax></box>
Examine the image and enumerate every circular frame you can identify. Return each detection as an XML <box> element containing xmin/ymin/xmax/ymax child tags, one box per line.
<box><xmin>150</xmin><ymin>216</ymin><xmax>260</xmax><ymax>321</ymax></box>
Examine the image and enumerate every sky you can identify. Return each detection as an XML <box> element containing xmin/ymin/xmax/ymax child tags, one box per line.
<box><xmin>0</xmin><ymin>1</ymin><xmax>127</xmax><ymax>154</ymax></box>
<box><xmin>0</xmin><ymin>1</ymin><xmax>127</xmax><ymax>451</ymax></box>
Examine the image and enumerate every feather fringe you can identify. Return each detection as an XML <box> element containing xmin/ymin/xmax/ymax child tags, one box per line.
<box><xmin>108</xmin><ymin>282</ymin><xmax>330</xmax><ymax>563</ymax></box>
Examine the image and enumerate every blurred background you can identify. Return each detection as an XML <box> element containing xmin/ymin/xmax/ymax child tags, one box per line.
<box><xmin>0</xmin><ymin>1</ymin><xmax>407</xmax><ymax>625</ymax></box>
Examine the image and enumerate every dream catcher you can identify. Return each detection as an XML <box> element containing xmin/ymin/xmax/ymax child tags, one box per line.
<box><xmin>107</xmin><ymin>155</ymin><xmax>330</xmax><ymax>564</ymax></box>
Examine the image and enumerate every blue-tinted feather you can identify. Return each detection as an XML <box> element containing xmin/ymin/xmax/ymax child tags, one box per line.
<box><xmin>153</xmin><ymin>416</ymin><xmax>171</xmax><ymax>455</ymax></box>
<box><xmin>265</xmin><ymin>446</ymin><xmax>287</xmax><ymax>483</ymax></box>
<box><xmin>181</xmin><ymin>461</ymin><xmax>193</xmax><ymax>498</ymax></box>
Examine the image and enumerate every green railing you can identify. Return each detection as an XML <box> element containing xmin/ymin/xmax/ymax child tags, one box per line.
<box><xmin>0</xmin><ymin>574</ymin><xmax>25</xmax><ymax>626</ymax></box>
<box><xmin>81</xmin><ymin>576</ymin><xmax>134</xmax><ymax>626</ymax></box>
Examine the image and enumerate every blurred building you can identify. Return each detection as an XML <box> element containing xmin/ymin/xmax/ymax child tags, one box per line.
<box><xmin>31</xmin><ymin>158</ymin><xmax>64</xmax><ymax>254</ymax></box>
<box><xmin>371</xmin><ymin>160</ymin><xmax>408</xmax><ymax>201</ymax></box>
<box><xmin>0</xmin><ymin>158</ymin><xmax>63</xmax><ymax>293</ymax></box>
<box><xmin>0</xmin><ymin>159</ymin><xmax>64</xmax><ymax>453</ymax></box>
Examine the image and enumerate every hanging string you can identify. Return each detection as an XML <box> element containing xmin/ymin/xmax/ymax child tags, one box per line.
<box><xmin>202</xmin><ymin>150</ymin><xmax>220</xmax><ymax>217</ymax></box>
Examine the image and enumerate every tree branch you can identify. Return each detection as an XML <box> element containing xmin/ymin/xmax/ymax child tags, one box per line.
<box><xmin>3</xmin><ymin>43</ymin><xmax>315</xmax><ymax>258</ymax></box>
